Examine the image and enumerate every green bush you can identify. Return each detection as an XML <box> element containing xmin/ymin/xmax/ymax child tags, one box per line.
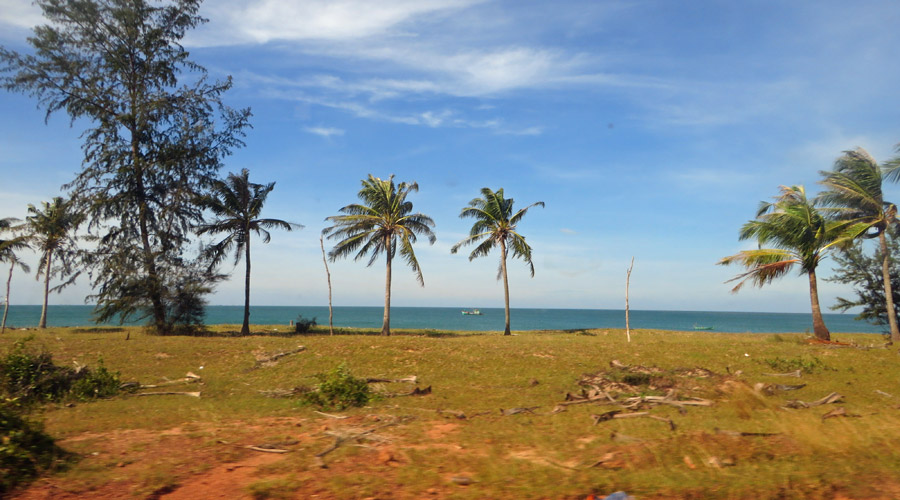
<box><xmin>300</xmin><ymin>364</ymin><xmax>371</xmax><ymax>411</ymax></box>
<box><xmin>294</xmin><ymin>315</ymin><xmax>317</xmax><ymax>334</ymax></box>
<box><xmin>0</xmin><ymin>401</ymin><xmax>70</xmax><ymax>495</ymax></box>
<box><xmin>1</xmin><ymin>338</ymin><xmax>126</xmax><ymax>405</ymax></box>
<box><xmin>762</xmin><ymin>356</ymin><xmax>832</xmax><ymax>374</ymax></box>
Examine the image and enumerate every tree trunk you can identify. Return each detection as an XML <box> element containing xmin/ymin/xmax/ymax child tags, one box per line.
<box><xmin>241</xmin><ymin>234</ymin><xmax>251</xmax><ymax>336</ymax></box>
<box><xmin>382</xmin><ymin>236</ymin><xmax>392</xmax><ymax>336</ymax></box>
<box><xmin>808</xmin><ymin>269</ymin><xmax>830</xmax><ymax>341</ymax></box>
<box><xmin>1</xmin><ymin>263</ymin><xmax>12</xmax><ymax>334</ymax></box>
<box><xmin>500</xmin><ymin>239</ymin><xmax>511</xmax><ymax>336</ymax></box>
<box><xmin>132</xmin><ymin>133</ymin><xmax>167</xmax><ymax>334</ymax></box>
<box><xmin>38</xmin><ymin>248</ymin><xmax>52</xmax><ymax>329</ymax></box>
<box><xmin>320</xmin><ymin>235</ymin><xmax>334</xmax><ymax>335</ymax></box>
<box><xmin>879</xmin><ymin>231</ymin><xmax>900</xmax><ymax>343</ymax></box>
<box><xmin>625</xmin><ymin>256</ymin><xmax>634</xmax><ymax>343</ymax></box>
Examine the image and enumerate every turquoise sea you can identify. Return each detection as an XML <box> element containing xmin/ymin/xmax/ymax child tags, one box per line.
<box><xmin>0</xmin><ymin>305</ymin><xmax>885</xmax><ymax>334</ymax></box>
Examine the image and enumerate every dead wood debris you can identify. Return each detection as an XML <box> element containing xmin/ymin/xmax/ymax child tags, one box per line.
<box><xmin>500</xmin><ymin>406</ymin><xmax>539</xmax><ymax>416</ymax></box>
<box><xmin>714</xmin><ymin>428</ymin><xmax>780</xmax><ymax>437</ymax></box>
<box><xmin>138</xmin><ymin>372</ymin><xmax>202</xmax><ymax>389</ymax></box>
<box><xmin>822</xmin><ymin>407</ymin><xmax>861</xmax><ymax>421</ymax></box>
<box><xmin>754</xmin><ymin>382</ymin><xmax>806</xmax><ymax>395</ymax></box>
<box><xmin>763</xmin><ymin>369</ymin><xmax>802</xmax><ymax>378</ymax></box>
<box><xmin>783</xmin><ymin>392</ymin><xmax>843</xmax><ymax>409</ymax></box>
<box><xmin>591</xmin><ymin>410</ymin><xmax>676</xmax><ymax>430</ymax></box>
<box><xmin>366</xmin><ymin>375</ymin><xmax>418</xmax><ymax>384</ymax></box>
<box><xmin>135</xmin><ymin>391</ymin><xmax>201</xmax><ymax>398</ymax></box>
<box><xmin>253</xmin><ymin>346</ymin><xmax>306</xmax><ymax>367</ymax></box>
<box><xmin>313</xmin><ymin>416</ymin><xmax>413</xmax><ymax>468</ymax></box>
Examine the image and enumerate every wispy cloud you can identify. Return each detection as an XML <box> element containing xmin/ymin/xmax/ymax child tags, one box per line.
<box><xmin>304</xmin><ymin>126</ymin><xmax>345</xmax><ymax>138</ymax></box>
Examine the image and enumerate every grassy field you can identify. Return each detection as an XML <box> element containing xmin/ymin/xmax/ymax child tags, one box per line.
<box><xmin>4</xmin><ymin>325</ymin><xmax>900</xmax><ymax>499</ymax></box>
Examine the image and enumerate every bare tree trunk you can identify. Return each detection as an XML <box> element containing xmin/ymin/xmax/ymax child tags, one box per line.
<box><xmin>500</xmin><ymin>239</ymin><xmax>511</xmax><ymax>336</ymax></box>
<box><xmin>1</xmin><ymin>263</ymin><xmax>12</xmax><ymax>334</ymax></box>
<box><xmin>320</xmin><ymin>235</ymin><xmax>334</xmax><ymax>335</ymax></box>
<box><xmin>38</xmin><ymin>249</ymin><xmax>52</xmax><ymax>329</ymax></box>
<box><xmin>879</xmin><ymin>231</ymin><xmax>900</xmax><ymax>343</ymax></box>
<box><xmin>808</xmin><ymin>269</ymin><xmax>830</xmax><ymax>341</ymax></box>
<box><xmin>241</xmin><ymin>234</ymin><xmax>251</xmax><ymax>336</ymax></box>
<box><xmin>625</xmin><ymin>256</ymin><xmax>634</xmax><ymax>343</ymax></box>
<box><xmin>382</xmin><ymin>237</ymin><xmax>392</xmax><ymax>336</ymax></box>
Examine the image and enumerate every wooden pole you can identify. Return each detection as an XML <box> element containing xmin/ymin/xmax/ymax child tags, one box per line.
<box><xmin>320</xmin><ymin>235</ymin><xmax>334</xmax><ymax>335</ymax></box>
<box><xmin>625</xmin><ymin>256</ymin><xmax>634</xmax><ymax>343</ymax></box>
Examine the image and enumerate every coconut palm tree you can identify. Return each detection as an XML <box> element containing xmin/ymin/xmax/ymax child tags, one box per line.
<box><xmin>323</xmin><ymin>175</ymin><xmax>436</xmax><ymax>336</ymax></box>
<box><xmin>450</xmin><ymin>188</ymin><xmax>544</xmax><ymax>336</ymax></box>
<box><xmin>719</xmin><ymin>185</ymin><xmax>852</xmax><ymax>341</ymax></box>
<box><xmin>21</xmin><ymin>198</ymin><xmax>84</xmax><ymax>329</ymax></box>
<box><xmin>1</xmin><ymin>217</ymin><xmax>31</xmax><ymax>333</ymax></box>
<box><xmin>197</xmin><ymin>169</ymin><xmax>302</xmax><ymax>336</ymax></box>
<box><xmin>818</xmin><ymin>148</ymin><xmax>900</xmax><ymax>342</ymax></box>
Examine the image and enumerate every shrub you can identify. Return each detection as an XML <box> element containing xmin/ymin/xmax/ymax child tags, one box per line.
<box><xmin>762</xmin><ymin>356</ymin><xmax>832</xmax><ymax>374</ymax></box>
<box><xmin>1</xmin><ymin>339</ymin><xmax>126</xmax><ymax>405</ymax></box>
<box><xmin>294</xmin><ymin>315</ymin><xmax>317</xmax><ymax>334</ymax></box>
<box><xmin>0</xmin><ymin>401</ymin><xmax>70</xmax><ymax>495</ymax></box>
<box><xmin>300</xmin><ymin>364</ymin><xmax>371</xmax><ymax>411</ymax></box>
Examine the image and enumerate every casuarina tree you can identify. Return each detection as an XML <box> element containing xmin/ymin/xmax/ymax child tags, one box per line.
<box><xmin>197</xmin><ymin>169</ymin><xmax>301</xmax><ymax>335</ymax></box>
<box><xmin>450</xmin><ymin>188</ymin><xmax>544</xmax><ymax>336</ymax></box>
<box><xmin>323</xmin><ymin>175</ymin><xmax>435</xmax><ymax>336</ymax></box>
<box><xmin>0</xmin><ymin>0</ymin><xmax>251</xmax><ymax>333</ymax></box>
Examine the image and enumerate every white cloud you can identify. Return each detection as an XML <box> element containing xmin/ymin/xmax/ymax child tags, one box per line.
<box><xmin>197</xmin><ymin>0</ymin><xmax>484</xmax><ymax>44</ymax></box>
<box><xmin>304</xmin><ymin>126</ymin><xmax>344</xmax><ymax>138</ymax></box>
<box><xmin>0</xmin><ymin>0</ymin><xmax>44</xmax><ymax>31</ymax></box>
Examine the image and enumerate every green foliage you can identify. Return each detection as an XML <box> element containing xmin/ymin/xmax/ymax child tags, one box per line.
<box><xmin>762</xmin><ymin>356</ymin><xmax>832</xmax><ymax>374</ymax></box>
<box><xmin>0</xmin><ymin>338</ymin><xmax>125</xmax><ymax>404</ymax></box>
<box><xmin>300</xmin><ymin>364</ymin><xmax>372</xmax><ymax>411</ymax></box>
<box><xmin>1</xmin><ymin>0</ymin><xmax>251</xmax><ymax>335</ymax></box>
<box><xmin>0</xmin><ymin>400</ymin><xmax>70</xmax><ymax>495</ymax></box>
<box><xmin>294</xmin><ymin>315</ymin><xmax>317</xmax><ymax>334</ymax></box>
<box><xmin>828</xmin><ymin>229</ymin><xmax>900</xmax><ymax>333</ymax></box>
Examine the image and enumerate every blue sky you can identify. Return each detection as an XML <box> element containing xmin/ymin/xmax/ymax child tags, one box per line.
<box><xmin>2</xmin><ymin>0</ymin><xmax>900</xmax><ymax>313</ymax></box>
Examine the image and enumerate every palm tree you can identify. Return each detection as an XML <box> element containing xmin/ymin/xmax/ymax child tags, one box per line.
<box><xmin>719</xmin><ymin>185</ymin><xmax>851</xmax><ymax>341</ymax></box>
<box><xmin>22</xmin><ymin>197</ymin><xmax>83</xmax><ymax>329</ymax></box>
<box><xmin>323</xmin><ymin>175</ymin><xmax>436</xmax><ymax>336</ymax></box>
<box><xmin>450</xmin><ymin>188</ymin><xmax>544</xmax><ymax>336</ymax></box>
<box><xmin>197</xmin><ymin>169</ymin><xmax>302</xmax><ymax>336</ymax></box>
<box><xmin>819</xmin><ymin>148</ymin><xmax>900</xmax><ymax>342</ymax></box>
<box><xmin>1</xmin><ymin>218</ymin><xmax>31</xmax><ymax>334</ymax></box>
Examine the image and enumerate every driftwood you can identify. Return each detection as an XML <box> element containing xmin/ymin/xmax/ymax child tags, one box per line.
<box><xmin>254</xmin><ymin>346</ymin><xmax>306</xmax><ymax>367</ymax></box>
<box><xmin>246</xmin><ymin>445</ymin><xmax>289</xmax><ymax>453</ymax></box>
<box><xmin>876</xmin><ymin>390</ymin><xmax>895</xmax><ymax>398</ymax></box>
<box><xmin>784</xmin><ymin>392</ymin><xmax>843</xmax><ymax>409</ymax></box>
<box><xmin>136</xmin><ymin>391</ymin><xmax>201</xmax><ymax>397</ymax></box>
<box><xmin>366</xmin><ymin>375</ymin><xmax>418</xmax><ymax>384</ymax></box>
<box><xmin>621</xmin><ymin>394</ymin><xmax>713</xmax><ymax>409</ymax></box>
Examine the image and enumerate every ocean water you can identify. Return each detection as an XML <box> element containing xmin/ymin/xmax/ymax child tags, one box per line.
<box><xmin>0</xmin><ymin>304</ymin><xmax>884</xmax><ymax>334</ymax></box>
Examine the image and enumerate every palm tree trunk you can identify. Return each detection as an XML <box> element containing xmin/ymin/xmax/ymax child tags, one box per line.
<box><xmin>241</xmin><ymin>236</ymin><xmax>251</xmax><ymax>336</ymax></box>
<box><xmin>382</xmin><ymin>237</ymin><xmax>392</xmax><ymax>336</ymax></box>
<box><xmin>38</xmin><ymin>249</ymin><xmax>52</xmax><ymax>329</ymax></box>
<box><xmin>2</xmin><ymin>263</ymin><xmax>12</xmax><ymax>334</ymax></box>
<box><xmin>808</xmin><ymin>269</ymin><xmax>830</xmax><ymax>341</ymax></box>
<box><xmin>500</xmin><ymin>239</ymin><xmax>511</xmax><ymax>336</ymax></box>
<box><xmin>879</xmin><ymin>231</ymin><xmax>900</xmax><ymax>343</ymax></box>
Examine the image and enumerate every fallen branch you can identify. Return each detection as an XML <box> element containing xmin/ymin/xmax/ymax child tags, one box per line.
<box><xmin>591</xmin><ymin>411</ymin><xmax>676</xmax><ymax>430</ymax></box>
<box><xmin>366</xmin><ymin>375</ymin><xmax>418</xmax><ymax>384</ymax></box>
<box><xmin>313</xmin><ymin>417</ymin><xmax>412</xmax><ymax>468</ymax></box>
<box><xmin>822</xmin><ymin>407</ymin><xmax>861</xmax><ymax>421</ymax></box>
<box><xmin>140</xmin><ymin>373</ymin><xmax>202</xmax><ymax>389</ymax></box>
<box><xmin>136</xmin><ymin>391</ymin><xmax>201</xmax><ymax>397</ymax></box>
<box><xmin>762</xmin><ymin>370</ymin><xmax>802</xmax><ymax>378</ymax></box>
<box><xmin>500</xmin><ymin>406</ymin><xmax>539</xmax><ymax>416</ymax></box>
<box><xmin>715</xmin><ymin>428</ymin><xmax>780</xmax><ymax>437</ymax></box>
<box><xmin>246</xmin><ymin>446</ymin><xmax>289</xmax><ymax>454</ymax></box>
<box><xmin>254</xmin><ymin>346</ymin><xmax>306</xmax><ymax>367</ymax></box>
<box><xmin>784</xmin><ymin>392</ymin><xmax>843</xmax><ymax>409</ymax></box>
<box><xmin>314</xmin><ymin>411</ymin><xmax>349</xmax><ymax>419</ymax></box>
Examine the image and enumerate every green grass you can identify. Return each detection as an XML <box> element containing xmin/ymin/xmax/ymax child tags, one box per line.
<box><xmin>3</xmin><ymin>325</ymin><xmax>900</xmax><ymax>499</ymax></box>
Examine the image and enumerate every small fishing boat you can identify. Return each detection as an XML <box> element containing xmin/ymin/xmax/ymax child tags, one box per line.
<box><xmin>462</xmin><ymin>309</ymin><xmax>483</xmax><ymax>316</ymax></box>
<box><xmin>693</xmin><ymin>324</ymin><xmax>714</xmax><ymax>331</ymax></box>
